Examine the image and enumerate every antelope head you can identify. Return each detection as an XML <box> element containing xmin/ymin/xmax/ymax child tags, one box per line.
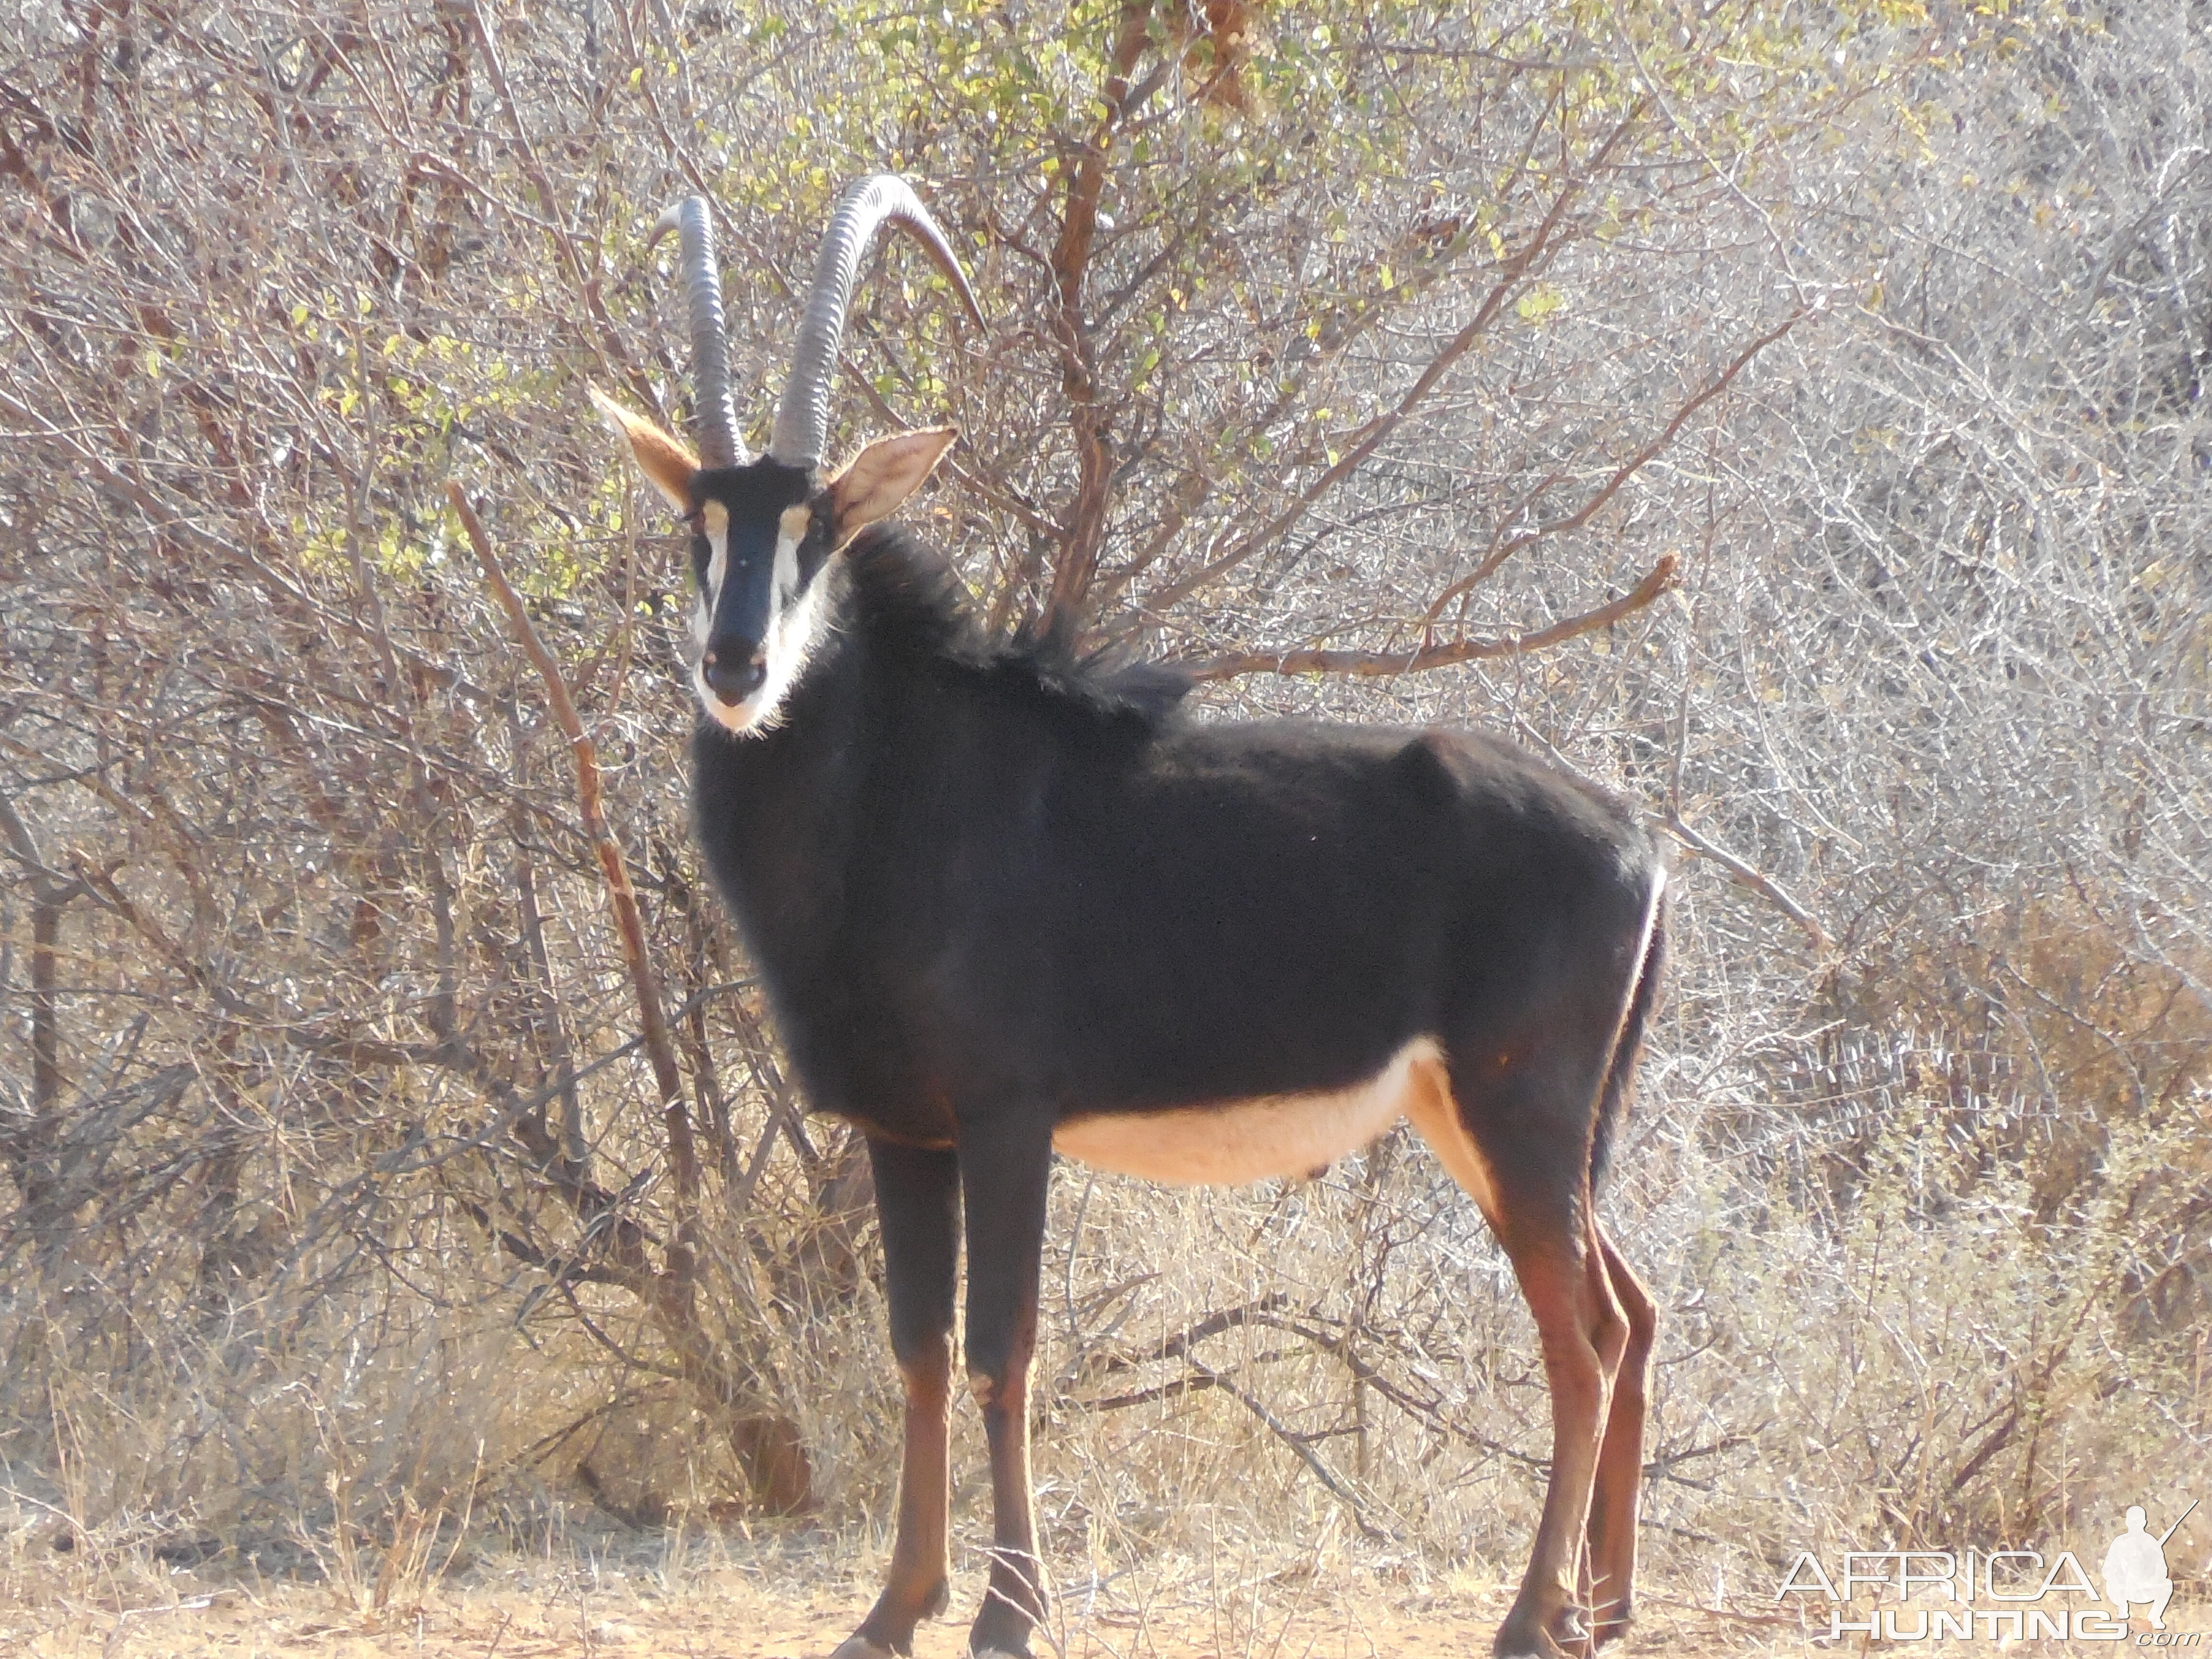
<box><xmin>595</xmin><ymin>177</ymin><xmax>982</xmax><ymax>733</ymax></box>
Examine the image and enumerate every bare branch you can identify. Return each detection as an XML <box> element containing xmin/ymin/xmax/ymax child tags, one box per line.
<box><xmin>1140</xmin><ymin>105</ymin><xmax>1647</xmax><ymax>621</ymax></box>
<box><xmin>1179</xmin><ymin>553</ymin><xmax>1677</xmax><ymax>682</ymax></box>
<box><xmin>1661</xmin><ymin>812</ymin><xmax>1831</xmax><ymax>954</ymax></box>
<box><xmin>450</xmin><ymin>484</ymin><xmax>700</xmax><ymax>1243</ymax></box>
<box><xmin>1038</xmin><ymin>0</ymin><xmax>1159</xmax><ymax>637</ymax></box>
<box><xmin>1424</xmin><ymin>307</ymin><xmax>1810</xmax><ymax>627</ymax></box>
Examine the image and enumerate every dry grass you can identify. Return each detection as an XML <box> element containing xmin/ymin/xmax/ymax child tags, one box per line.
<box><xmin>4</xmin><ymin>1519</ymin><xmax>2203</xmax><ymax>1657</ymax></box>
<box><xmin>3</xmin><ymin>0</ymin><xmax>2209</xmax><ymax>1645</ymax></box>
<box><xmin>5</xmin><ymin>1051</ymin><xmax>2206</xmax><ymax>1653</ymax></box>
<box><xmin>0</xmin><ymin>1520</ymin><xmax>1789</xmax><ymax>1658</ymax></box>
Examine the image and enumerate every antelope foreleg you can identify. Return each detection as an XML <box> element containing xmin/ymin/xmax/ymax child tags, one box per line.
<box><xmin>959</xmin><ymin>1113</ymin><xmax>1053</xmax><ymax>1659</ymax></box>
<box><xmin>837</xmin><ymin>1140</ymin><xmax>960</xmax><ymax>1659</ymax></box>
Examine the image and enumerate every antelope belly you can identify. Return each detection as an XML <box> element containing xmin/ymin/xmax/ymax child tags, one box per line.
<box><xmin>1051</xmin><ymin>1038</ymin><xmax>1443</xmax><ymax>1187</ymax></box>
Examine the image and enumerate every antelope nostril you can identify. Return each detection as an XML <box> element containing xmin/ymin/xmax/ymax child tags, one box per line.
<box><xmin>702</xmin><ymin>649</ymin><xmax>768</xmax><ymax>705</ymax></box>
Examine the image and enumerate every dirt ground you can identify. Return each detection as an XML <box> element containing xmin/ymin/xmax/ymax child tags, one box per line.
<box><xmin>4</xmin><ymin>1550</ymin><xmax>2198</xmax><ymax>1657</ymax></box>
<box><xmin>0</xmin><ymin>1562</ymin><xmax>1802</xmax><ymax>1658</ymax></box>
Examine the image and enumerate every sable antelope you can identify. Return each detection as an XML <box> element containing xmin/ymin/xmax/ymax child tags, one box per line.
<box><xmin>594</xmin><ymin>176</ymin><xmax>1667</xmax><ymax>1659</ymax></box>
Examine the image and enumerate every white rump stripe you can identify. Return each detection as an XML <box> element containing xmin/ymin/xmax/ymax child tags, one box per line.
<box><xmin>1054</xmin><ymin>1037</ymin><xmax>1452</xmax><ymax>1188</ymax></box>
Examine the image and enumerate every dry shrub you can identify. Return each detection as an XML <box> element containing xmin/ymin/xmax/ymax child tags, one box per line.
<box><xmin>1809</xmin><ymin>889</ymin><xmax>2212</xmax><ymax>1227</ymax></box>
<box><xmin>1006</xmin><ymin>1068</ymin><xmax>2204</xmax><ymax>1605</ymax></box>
<box><xmin>1702</xmin><ymin>1101</ymin><xmax>2203</xmax><ymax>1546</ymax></box>
<box><xmin>3</xmin><ymin>0</ymin><xmax>2209</xmax><ymax>1635</ymax></box>
<box><xmin>4</xmin><ymin>995</ymin><xmax>2206</xmax><ymax>1627</ymax></box>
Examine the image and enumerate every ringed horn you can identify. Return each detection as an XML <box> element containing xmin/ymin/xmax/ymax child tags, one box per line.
<box><xmin>769</xmin><ymin>174</ymin><xmax>985</xmax><ymax>470</ymax></box>
<box><xmin>649</xmin><ymin>178</ymin><xmax>982</xmax><ymax>473</ymax></box>
<box><xmin>649</xmin><ymin>197</ymin><xmax>746</xmax><ymax>468</ymax></box>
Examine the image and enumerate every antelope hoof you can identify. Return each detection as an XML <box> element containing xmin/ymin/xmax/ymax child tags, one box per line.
<box><xmin>968</xmin><ymin>1596</ymin><xmax>1040</xmax><ymax>1657</ymax></box>
<box><xmin>1589</xmin><ymin>1599</ymin><xmax>1633</xmax><ymax>1650</ymax></box>
<box><xmin>1491</xmin><ymin>1637</ymin><xmax>1574</xmax><ymax>1659</ymax></box>
<box><xmin>1492</xmin><ymin>1606</ymin><xmax>1586</xmax><ymax>1659</ymax></box>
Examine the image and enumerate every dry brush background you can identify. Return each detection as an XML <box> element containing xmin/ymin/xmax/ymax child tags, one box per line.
<box><xmin>2</xmin><ymin>0</ymin><xmax>2209</xmax><ymax>1644</ymax></box>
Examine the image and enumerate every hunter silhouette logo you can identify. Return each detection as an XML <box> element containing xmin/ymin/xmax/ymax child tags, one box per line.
<box><xmin>1776</xmin><ymin>1495</ymin><xmax>2200</xmax><ymax>1643</ymax></box>
<box><xmin>2104</xmin><ymin>1500</ymin><xmax>2194</xmax><ymax>1631</ymax></box>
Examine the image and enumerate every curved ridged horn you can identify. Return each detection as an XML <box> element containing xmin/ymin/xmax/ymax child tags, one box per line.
<box><xmin>649</xmin><ymin>197</ymin><xmax>746</xmax><ymax>468</ymax></box>
<box><xmin>770</xmin><ymin>175</ymin><xmax>984</xmax><ymax>470</ymax></box>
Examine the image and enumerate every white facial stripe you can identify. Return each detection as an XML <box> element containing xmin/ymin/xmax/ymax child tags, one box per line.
<box><xmin>701</xmin><ymin>500</ymin><xmax>730</xmax><ymax>609</ymax></box>
<box><xmin>694</xmin><ymin>507</ymin><xmax>834</xmax><ymax>737</ymax></box>
<box><xmin>751</xmin><ymin>563</ymin><xmax>834</xmax><ymax>728</ymax></box>
<box><xmin>693</xmin><ymin>499</ymin><xmax>729</xmax><ymax>652</ymax></box>
<box><xmin>693</xmin><ymin>574</ymin><xmax>835</xmax><ymax>736</ymax></box>
<box><xmin>771</xmin><ymin>536</ymin><xmax>798</xmax><ymax>610</ymax></box>
<box><xmin>771</xmin><ymin>505</ymin><xmax>809</xmax><ymax>611</ymax></box>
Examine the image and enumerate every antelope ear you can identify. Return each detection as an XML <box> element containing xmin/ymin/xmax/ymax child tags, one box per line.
<box><xmin>589</xmin><ymin>386</ymin><xmax>697</xmax><ymax>512</ymax></box>
<box><xmin>824</xmin><ymin>427</ymin><xmax>956</xmax><ymax>545</ymax></box>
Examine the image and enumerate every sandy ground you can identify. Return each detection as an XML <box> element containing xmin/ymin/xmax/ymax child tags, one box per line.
<box><xmin>0</xmin><ymin>1562</ymin><xmax>1804</xmax><ymax>1658</ymax></box>
<box><xmin>3</xmin><ymin>1548</ymin><xmax>2197</xmax><ymax>1656</ymax></box>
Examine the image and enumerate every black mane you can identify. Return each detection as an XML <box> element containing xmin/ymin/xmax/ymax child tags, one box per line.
<box><xmin>842</xmin><ymin>523</ymin><xmax>1192</xmax><ymax>733</ymax></box>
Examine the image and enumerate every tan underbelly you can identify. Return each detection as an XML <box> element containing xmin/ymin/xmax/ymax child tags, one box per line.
<box><xmin>1050</xmin><ymin>1037</ymin><xmax>1446</xmax><ymax>1187</ymax></box>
